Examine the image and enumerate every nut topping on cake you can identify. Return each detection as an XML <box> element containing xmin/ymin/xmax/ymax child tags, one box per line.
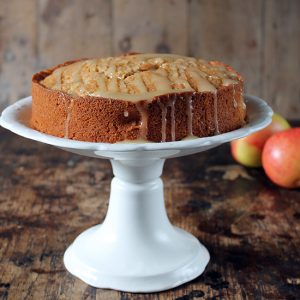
<box><xmin>41</xmin><ymin>54</ymin><xmax>241</xmax><ymax>101</ymax></box>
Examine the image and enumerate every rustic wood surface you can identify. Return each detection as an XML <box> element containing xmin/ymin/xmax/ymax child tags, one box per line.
<box><xmin>0</xmin><ymin>124</ymin><xmax>300</xmax><ymax>300</ymax></box>
<box><xmin>0</xmin><ymin>0</ymin><xmax>299</xmax><ymax>118</ymax></box>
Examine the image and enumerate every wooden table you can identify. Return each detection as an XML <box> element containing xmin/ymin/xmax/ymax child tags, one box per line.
<box><xmin>0</xmin><ymin>126</ymin><xmax>299</xmax><ymax>300</ymax></box>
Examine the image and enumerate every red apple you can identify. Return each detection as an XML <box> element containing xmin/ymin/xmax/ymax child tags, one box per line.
<box><xmin>262</xmin><ymin>128</ymin><xmax>300</xmax><ymax>188</ymax></box>
<box><xmin>231</xmin><ymin>113</ymin><xmax>290</xmax><ymax>167</ymax></box>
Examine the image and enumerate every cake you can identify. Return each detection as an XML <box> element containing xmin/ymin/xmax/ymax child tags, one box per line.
<box><xmin>31</xmin><ymin>53</ymin><xmax>246</xmax><ymax>143</ymax></box>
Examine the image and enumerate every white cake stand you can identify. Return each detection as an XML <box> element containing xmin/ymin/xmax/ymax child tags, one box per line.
<box><xmin>0</xmin><ymin>95</ymin><xmax>272</xmax><ymax>292</ymax></box>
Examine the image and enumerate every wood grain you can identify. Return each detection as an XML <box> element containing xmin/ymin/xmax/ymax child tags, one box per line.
<box><xmin>0</xmin><ymin>0</ymin><xmax>37</xmax><ymax>111</ymax></box>
<box><xmin>37</xmin><ymin>0</ymin><xmax>112</xmax><ymax>68</ymax></box>
<box><xmin>188</xmin><ymin>0</ymin><xmax>264</xmax><ymax>96</ymax></box>
<box><xmin>0</xmin><ymin>0</ymin><xmax>299</xmax><ymax>116</ymax></box>
<box><xmin>113</xmin><ymin>0</ymin><xmax>188</xmax><ymax>55</ymax></box>
<box><xmin>0</xmin><ymin>125</ymin><xmax>300</xmax><ymax>299</ymax></box>
<box><xmin>262</xmin><ymin>0</ymin><xmax>300</xmax><ymax>118</ymax></box>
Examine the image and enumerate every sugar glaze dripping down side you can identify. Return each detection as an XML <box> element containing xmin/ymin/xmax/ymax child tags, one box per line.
<box><xmin>63</xmin><ymin>93</ymin><xmax>74</xmax><ymax>139</ymax></box>
<box><xmin>158</xmin><ymin>95</ymin><xmax>177</xmax><ymax>142</ymax></box>
<box><xmin>186</xmin><ymin>93</ymin><xmax>194</xmax><ymax>137</ymax></box>
<box><xmin>158</xmin><ymin>100</ymin><xmax>167</xmax><ymax>142</ymax></box>
<box><xmin>232</xmin><ymin>84</ymin><xmax>238</xmax><ymax>108</ymax></box>
<box><xmin>136</xmin><ymin>102</ymin><xmax>149</xmax><ymax>141</ymax></box>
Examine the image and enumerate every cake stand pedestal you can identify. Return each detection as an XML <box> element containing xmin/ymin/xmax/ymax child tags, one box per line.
<box><xmin>0</xmin><ymin>95</ymin><xmax>272</xmax><ymax>292</ymax></box>
<box><xmin>64</xmin><ymin>158</ymin><xmax>209</xmax><ymax>292</ymax></box>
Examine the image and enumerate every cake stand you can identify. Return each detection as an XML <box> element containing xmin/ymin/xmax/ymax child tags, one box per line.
<box><xmin>0</xmin><ymin>95</ymin><xmax>272</xmax><ymax>292</ymax></box>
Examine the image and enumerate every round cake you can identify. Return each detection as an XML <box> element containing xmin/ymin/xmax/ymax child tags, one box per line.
<box><xmin>31</xmin><ymin>53</ymin><xmax>246</xmax><ymax>143</ymax></box>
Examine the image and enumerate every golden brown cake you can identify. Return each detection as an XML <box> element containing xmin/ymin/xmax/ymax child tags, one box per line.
<box><xmin>31</xmin><ymin>53</ymin><xmax>246</xmax><ymax>143</ymax></box>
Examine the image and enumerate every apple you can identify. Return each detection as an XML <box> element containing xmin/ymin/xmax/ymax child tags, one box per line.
<box><xmin>231</xmin><ymin>113</ymin><xmax>290</xmax><ymax>167</ymax></box>
<box><xmin>262</xmin><ymin>128</ymin><xmax>300</xmax><ymax>188</ymax></box>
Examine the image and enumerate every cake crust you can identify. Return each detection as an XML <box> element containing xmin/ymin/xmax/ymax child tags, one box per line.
<box><xmin>31</xmin><ymin>54</ymin><xmax>246</xmax><ymax>143</ymax></box>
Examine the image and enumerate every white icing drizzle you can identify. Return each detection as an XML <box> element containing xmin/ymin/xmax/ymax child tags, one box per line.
<box><xmin>232</xmin><ymin>84</ymin><xmax>237</xmax><ymax>108</ymax></box>
<box><xmin>222</xmin><ymin>78</ymin><xmax>237</xmax><ymax>86</ymax></box>
<box><xmin>158</xmin><ymin>95</ymin><xmax>176</xmax><ymax>142</ymax></box>
<box><xmin>213</xmin><ymin>92</ymin><xmax>220</xmax><ymax>135</ymax></box>
<box><xmin>182</xmin><ymin>135</ymin><xmax>198</xmax><ymax>141</ymax></box>
<box><xmin>186</xmin><ymin>94</ymin><xmax>194</xmax><ymax>136</ymax></box>
<box><xmin>64</xmin><ymin>98</ymin><xmax>74</xmax><ymax>139</ymax></box>
<box><xmin>158</xmin><ymin>100</ymin><xmax>167</xmax><ymax>142</ymax></box>
<box><xmin>136</xmin><ymin>102</ymin><xmax>149</xmax><ymax>140</ymax></box>
<box><xmin>240</xmin><ymin>85</ymin><xmax>246</xmax><ymax>110</ymax></box>
<box><xmin>170</xmin><ymin>95</ymin><xmax>176</xmax><ymax>141</ymax></box>
<box><xmin>186</xmin><ymin>70</ymin><xmax>217</xmax><ymax>92</ymax></box>
<box><xmin>41</xmin><ymin>54</ymin><xmax>240</xmax><ymax>102</ymax></box>
<box><xmin>124</xmin><ymin>110</ymin><xmax>129</xmax><ymax>117</ymax></box>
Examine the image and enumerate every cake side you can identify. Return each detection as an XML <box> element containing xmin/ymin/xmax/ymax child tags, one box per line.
<box><xmin>31</xmin><ymin>54</ymin><xmax>246</xmax><ymax>143</ymax></box>
<box><xmin>31</xmin><ymin>82</ymin><xmax>245</xmax><ymax>143</ymax></box>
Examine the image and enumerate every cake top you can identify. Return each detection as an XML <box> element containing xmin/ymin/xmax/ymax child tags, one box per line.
<box><xmin>41</xmin><ymin>53</ymin><xmax>242</xmax><ymax>101</ymax></box>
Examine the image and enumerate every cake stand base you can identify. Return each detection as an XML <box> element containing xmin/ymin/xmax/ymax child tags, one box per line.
<box><xmin>64</xmin><ymin>159</ymin><xmax>209</xmax><ymax>292</ymax></box>
<box><xmin>64</xmin><ymin>227</ymin><xmax>209</xmax><ymax>293</ymax></box>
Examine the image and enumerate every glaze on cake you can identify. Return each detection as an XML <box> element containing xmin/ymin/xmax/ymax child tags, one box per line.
<box><xmin>31</xmin><ymin>53</ymin><xmax>246</xmax><ymax>143</ymax></box>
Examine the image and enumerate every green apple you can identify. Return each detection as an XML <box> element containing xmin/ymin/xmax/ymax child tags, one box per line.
<box><xmin>230</xmin><ymin>113</ymin><xmax>290</xmax><ymax>167</ymax></box>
